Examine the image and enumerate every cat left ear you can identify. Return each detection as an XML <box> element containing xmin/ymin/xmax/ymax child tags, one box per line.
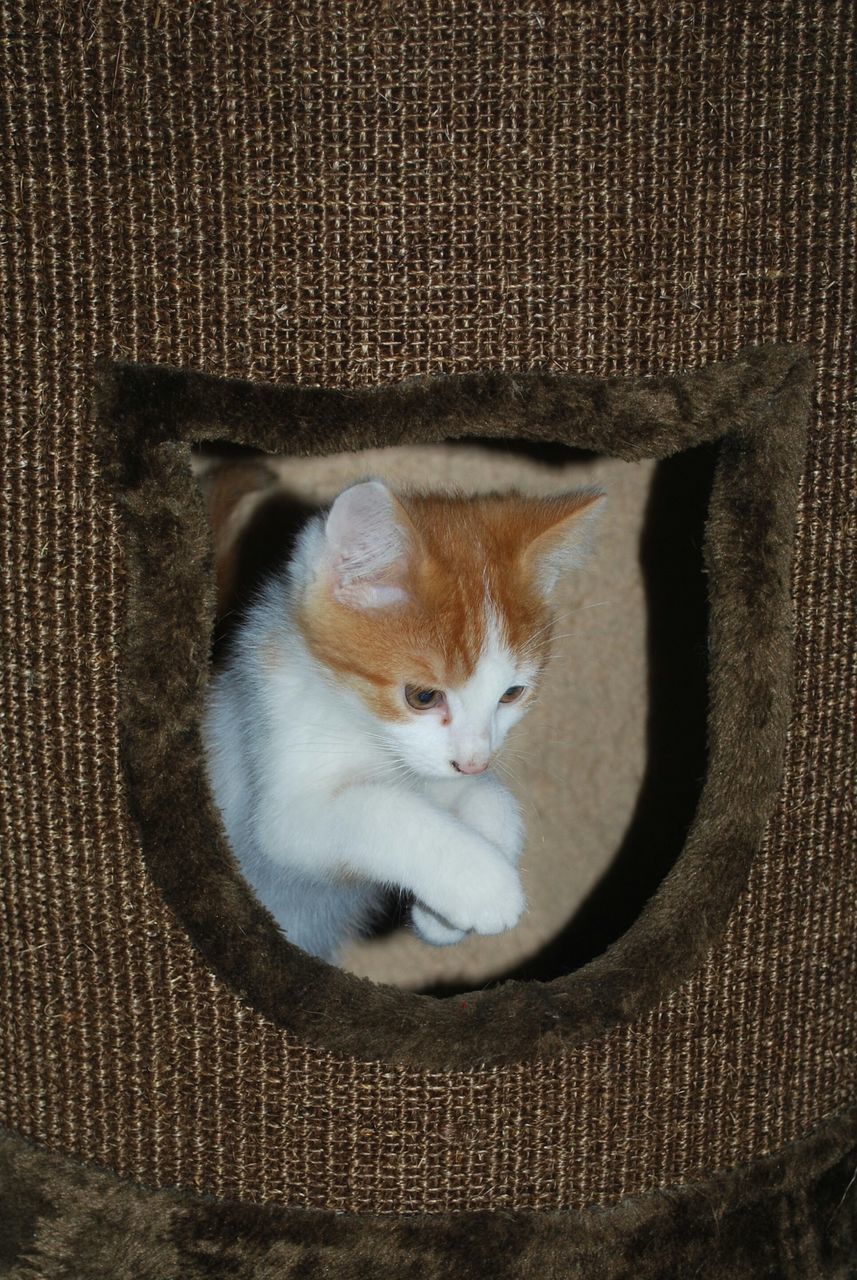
<box><xmin>324</xmin><ymin>480</ymin><xmax>415</xmax><ymax>609</ymax></box>
<box><xmin>523</xmin><ymin>490</ymin><xmax>605</xmax><ymax>596</ymax></box>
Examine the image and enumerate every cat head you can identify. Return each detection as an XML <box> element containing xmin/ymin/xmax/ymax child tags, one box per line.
<box><xmin>294</xmin><ymin>480</ymin><xmax>604</xmax><ymax>780</ymax></box>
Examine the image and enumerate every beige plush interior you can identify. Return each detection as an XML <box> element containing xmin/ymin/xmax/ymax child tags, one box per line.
<box><xmin>193</xmin><ymin>442</ymin><xmax>663</xmax><ymax>992</ymax></box>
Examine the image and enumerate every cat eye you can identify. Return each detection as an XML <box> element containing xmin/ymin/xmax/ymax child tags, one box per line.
<box><xmin>404</xmin><ymin>685</ymin><xmax>444</xmax><ymax>711</ymax></box>
<box><xmin>499</xmin><ymin>685</ymin><xmax>525</xmax><ymax>704</ymax></box>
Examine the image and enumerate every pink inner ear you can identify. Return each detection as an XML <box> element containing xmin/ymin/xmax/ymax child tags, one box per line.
<box><xmin>325</xmin><ymin>481</ymin><xmax>415</xmax><ymax>609</ymax></box>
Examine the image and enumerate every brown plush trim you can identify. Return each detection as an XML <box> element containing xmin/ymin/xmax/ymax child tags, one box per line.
<box><xmin>94</xmin><ymin>342</ymin><xmax>812</xmax><ymax>1069</ymax></box>
<box><xmin>1</xmin><ymin>1102</ymin><xmax>854</xmax><ymax>1279</ymax></box>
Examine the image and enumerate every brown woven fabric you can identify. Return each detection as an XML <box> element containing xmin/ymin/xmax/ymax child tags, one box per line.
<box><xmin>0</xmin><ymin>0</ymin><xmax>854</xmax><ymax>1216</ymax></box>
<box><xmin>2</xmin><ymin>1109</ymin><xmax>857</xmax><ymax>1278</ymax></box>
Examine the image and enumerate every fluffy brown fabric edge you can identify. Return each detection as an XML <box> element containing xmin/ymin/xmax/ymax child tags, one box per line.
<box><xmin>92</xmin><ymin>343</ymin><xmax>813</xmax><ymax>1069</ymax></box>
<box><xmin>1</xmin><ymin>1100</ymin><xmax>854</xmax><ymax>1279</ymax></box>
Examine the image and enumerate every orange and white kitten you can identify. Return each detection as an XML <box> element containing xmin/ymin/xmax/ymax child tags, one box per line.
<box><xmin>204</xmin><ymin>480</ymin><xmax>602</xmax><ymax>962</ymax></box>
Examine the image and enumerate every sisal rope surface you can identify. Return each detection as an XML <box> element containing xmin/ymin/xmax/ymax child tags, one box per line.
<box><xmin>0</xmin><ymin>1</ymin><xmax>854</xmax><ymax>1211</ymax></box>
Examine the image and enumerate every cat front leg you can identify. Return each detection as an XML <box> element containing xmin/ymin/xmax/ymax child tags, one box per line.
<box><xmin>282</xmin><ymin>783</ymin><xmax>526</xmax><ymax>940</ymax></box>
<box><xmin>422</xmin><ymin>773</ymin><xmax>525</xmax><ymax>863</ymax></box>
<box><xmin>449</xmin><ymin>773</ymin><xmax>525</xmax><ymax>866</ymax></box>
<box><xmin>410</xmin><ymin>774</ymin><xmax>526</xmax><ymax>946</ymax></box>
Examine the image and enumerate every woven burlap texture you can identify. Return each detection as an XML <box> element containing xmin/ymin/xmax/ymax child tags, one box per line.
<box><xmin>0</xmin><ymin>1</ymin><xmax>854</xmax><ymax>1213</ymax></box>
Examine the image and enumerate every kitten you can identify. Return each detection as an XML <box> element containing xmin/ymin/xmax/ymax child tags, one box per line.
<box><xmin>203</xmin><ymin>479</ymin><xmax>603</xmax><ymax>963</ymax></box>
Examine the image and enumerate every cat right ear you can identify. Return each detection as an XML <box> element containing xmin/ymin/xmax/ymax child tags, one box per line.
<box><xmin>324</xmin><ymin>480</ymin><xmax>414</xmax><ymax>609</ymax></box>
<box><xmin>522</xmin><ymin>489</ymin><xmax>606</xmax><ymax>596</ymax></box>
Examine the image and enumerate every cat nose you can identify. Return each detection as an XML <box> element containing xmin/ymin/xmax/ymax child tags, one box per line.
<box><xmin>452</xmin><ymin>759</ymin><xmax>489</xmax><ymax>775</ymax></box>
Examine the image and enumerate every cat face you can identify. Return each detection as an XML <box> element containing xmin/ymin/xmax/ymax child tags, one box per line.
<box><xmin>296</xmin><ymin>480</ymin><xmax>603</xmax><ymax>780</ymax></box>
<box><xmin>378</xmin><ymin>603</ymin><xmax>540</xmax><ymax>778</ymax></box>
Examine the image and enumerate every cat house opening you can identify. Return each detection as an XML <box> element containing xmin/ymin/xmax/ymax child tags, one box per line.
<box><xmin>191</xmin><ymin>436</ymin><xmax>713</xmax><ymax>995</ymax></box>
<box><xmin>99</xmin><ymin>348</ymin><xmax>808</xmax><ymax>1068</ymax></box>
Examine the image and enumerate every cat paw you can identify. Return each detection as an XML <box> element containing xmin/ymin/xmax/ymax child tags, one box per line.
<box><xmin>411</xmin><ymin>903</ymin><xmax>469</xmax><ymax>947</ymax></box>
<box><xmin>432</xmin><ymin>847</ymin><xmax>526</xmax><ymax>937</ymax></box>
<box><xmin>462</xmin><ymin>867</ymin><xmax>526</xmax><ymax>935</ymax></box>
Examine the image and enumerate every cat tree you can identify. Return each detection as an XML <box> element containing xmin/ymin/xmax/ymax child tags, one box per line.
<box><xmin>0</xmin><ymin>3</ymin><xmax>854</xmax><ymax>1276</ymax></box>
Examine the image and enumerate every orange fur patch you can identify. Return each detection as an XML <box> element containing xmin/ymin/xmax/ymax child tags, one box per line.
<box><xmin>299</xmin><ymin>491</ymin><xmax>601</xmax><ymax>720</ymax></box>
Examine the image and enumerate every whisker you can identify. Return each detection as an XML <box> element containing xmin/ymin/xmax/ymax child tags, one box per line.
<box><xmin>517</xmin><ymin>760</ymin><xmax>570</xmax><ymax>786</ymax></box>
<box><xmin>567</xmin><ymin>598</ymin><xmax>614</xmax><ymax>612</ymax></box>
<box><xmin>491</xmin><ymin>760</ymin><xmax>545</xmax><ymax>838</ymax></box>
<box><xmin>522</xmin><ymin>600</ymin><xmax>615</xmax><ymax>649</ymax></box>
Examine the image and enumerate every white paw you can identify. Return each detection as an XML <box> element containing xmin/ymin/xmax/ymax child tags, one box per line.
<box><xmin>429</xmin><ymin>842</ymin><xmax>526</xmax><ymax>937</ymax></box>
<box><xmin>411</xmin><ymin>903</ymin><xmax>469</xmax><ymax>947</ymax></box>
<box><xmin>461</xmin><ymin>863</ymin><xmax>526</xmax><ymax>935</ymax></box>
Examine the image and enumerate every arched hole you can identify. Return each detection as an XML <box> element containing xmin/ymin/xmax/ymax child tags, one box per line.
<box><xmin>191</xmin><ymin>436</ymin><xmax>714</xmax><ymax>993</ymax></box>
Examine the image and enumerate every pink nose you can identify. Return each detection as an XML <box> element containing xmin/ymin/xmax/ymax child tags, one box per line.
<box><xmin>452</xmin><ymin>759</ymin><xmax>489</xmax><ymax>775</ymax></box>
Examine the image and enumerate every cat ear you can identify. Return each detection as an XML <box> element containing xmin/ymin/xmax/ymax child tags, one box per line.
<box><xmin>522</xmin><ymin>490</ymin><xmax>605</xmax><ymax>596</ymax></box>
<box><xmin>324</xmin><ymin>480</ymin><xmax>414</xmax><ymax>609</ymax></box>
